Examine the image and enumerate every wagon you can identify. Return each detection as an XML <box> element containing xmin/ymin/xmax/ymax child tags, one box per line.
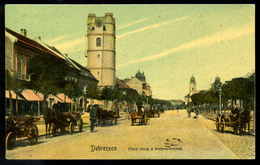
<box><xmin>215</xmin><ymin>110</ymin><xmax>251</xmax><ymax>134</ymax></box>
<box><xmin>216</xmin><ymin>114</ymin><xmax>239</xmax><ymax>133</ymax></box>
<box><xmin>5</xmin><ymin>116</ymin><xmax>40</xmax><ymax>150</ymax></box>
<box><xmin>130</xmin><ymin>110</ymin><xmax>149</xmax><ymax>126</ymax></box>
<box><xmin>51</xmin><ymin>111</ymin><xmax>83</xmax><ymax>136</ymax></box>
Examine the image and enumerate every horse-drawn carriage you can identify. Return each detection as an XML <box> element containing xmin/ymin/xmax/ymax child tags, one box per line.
<box><xmin>96</xmin><ymin>107</ymin><xmax>118</xmax><ymax>126</ymax></box>
<box><xmin>215</xmin><ymin>108</ymin><xmax>251</xmax><ymax>134</ymax></box>
<box><xmin>6</xmin><ymin>116</ymin><xmax>40</xmax><ymax>150</ymax></box>
<box><xmin>44</xmin><ymin>109</ymin><xmax>83</xmax><ymax>137</ymax></box>
<box><xmin>130</xmin><ymin>109</ymin><xmax>149</xmax><ymax>126</ymax></box>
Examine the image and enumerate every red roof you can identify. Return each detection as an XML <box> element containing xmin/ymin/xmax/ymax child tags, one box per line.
<box><xmin>116</xmin><ymin>78</ymin><xmax>131</xmax><ymax>89</ymax></box>
<box><xmin>5</xmin><ymin>28</ymin><xmax>64</xmax><ymax>60</ymax></box>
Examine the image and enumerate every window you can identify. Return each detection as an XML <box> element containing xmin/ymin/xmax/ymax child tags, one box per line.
<box><xmin>96</xmin><ymin>38</ymin><xmax>101</xmax><ymax>47</ymax></box>
<box><xmin>17</xmin><ymin>56</ymin><xmax>22</xmax><ymax>78</ymax></box>
<box><xmin>92</xmin><ymin>27</ymin><xmax>95</xmax><ymax>30</ymax></box>
<box><xmin>103</xmin><ymin>25</ymin><xmax>106</xmax><ymax>31</ymax></box>
<box><xmin>98</xmin><ymin>54</ymin><xmax>100</xmax><ymax>58</ymax></box>
<box><xmin>97</xmin><ymin>71</ymin><xmax>99</xmax><ymax>75</ymax></box>
<box><xmin>25</xmin><ymin>59</ymin><xmax>30</xmax><ymax>80</ymax></box>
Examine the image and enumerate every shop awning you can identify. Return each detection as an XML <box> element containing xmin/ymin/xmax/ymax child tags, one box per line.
<box><xmin>21</xmin><ymin>90</ymin><xmax>43</xmax><ymax>101</ymax></box>
<box><xmin>56</xmin><ymin>93</ymin><xmax>74</xmax><ymax>103</ymax></box>
<box><xmin>34</xmin><ymin>93</ymin><xmax>64</xmax><ymax>104</ymax></box>
<box><xmin>5</xmin><ymin>90</ymin><xmax>24</xmax><ymax>100</ymax></box>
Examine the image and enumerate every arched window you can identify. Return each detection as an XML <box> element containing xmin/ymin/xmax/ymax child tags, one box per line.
<box><xmin>96</xmin><ymin>37</ymin><xmax>101</xmax><ymax>47</ymax></box>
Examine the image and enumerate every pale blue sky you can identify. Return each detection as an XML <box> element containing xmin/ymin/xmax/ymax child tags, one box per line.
<box><xmin>5</xmin><ymin>4</ymin><xmax>255</xmax><ymax>100</ymax></box>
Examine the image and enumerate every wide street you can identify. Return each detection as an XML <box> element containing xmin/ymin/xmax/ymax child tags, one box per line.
<box><xmin>6</xmin><ymin>110</ymin><xmax>255</xmax><ymax>159</ymax></box>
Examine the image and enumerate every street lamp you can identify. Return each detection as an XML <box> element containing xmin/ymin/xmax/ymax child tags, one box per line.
<box><xmin>218</xmin><ymin>87</ymin><xmax>222</xmax><ymax>114</ymax></box>
<box><xmin>83</xmin><ymin>86</ymin><xmax>87</xmax><ymax>112</ymax></box>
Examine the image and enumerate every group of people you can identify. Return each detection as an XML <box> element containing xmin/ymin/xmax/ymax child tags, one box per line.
<box><xmin>187</xmin><ymin>107</ymin><xmax>200</xmax><ymax>119</ymax></box>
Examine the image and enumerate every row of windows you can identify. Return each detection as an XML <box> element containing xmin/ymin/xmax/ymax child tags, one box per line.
<box><xmin>91</xmin><ymin>25</ymin><xmax>106</xmax><ymax>31</ymax></box>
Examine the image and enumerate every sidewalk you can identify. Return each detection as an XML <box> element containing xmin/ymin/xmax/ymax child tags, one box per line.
<box><xmin>34</xmin><ymin>112</ymin><xmax>129</xmax><ymax>137</ymax></box>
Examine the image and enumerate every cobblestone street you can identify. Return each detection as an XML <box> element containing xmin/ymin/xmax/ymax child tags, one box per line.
<box><xmin>6</xmin><ymin>110</ymin><xmax>255</xmax><ymax>159</ymax></box>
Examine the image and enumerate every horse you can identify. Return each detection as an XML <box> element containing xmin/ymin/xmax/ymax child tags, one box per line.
<box><xmin>43</xmin><ymin>108</ymin><xmax>56</xmax><ymax>138</ymax></box>
<box><xmin>108</xmin><ymin>110</ymin><xmax>117</xmax><ymax>125</ymax></box>
<box><xmin>229</xmin><ymin>108</ymin><xmax>240</xmax><ymax>134</ymax></box>
<box><xmin>239</xmin><ymin>110</ymin><xmax>251</xmax><ymax>135</ymax></box>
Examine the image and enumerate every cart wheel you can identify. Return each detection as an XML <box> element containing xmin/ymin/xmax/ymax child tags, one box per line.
<box><xmin>78</xmin><ymin>119</ymin><xmax>83</xmax><ymax>132</ymax></box>
<box><xmin>69</xmin><ymin>122</ymin><xmax>74</xmax><ymax>135</ymax></box>
<box><xmin>51</xmin><ymin>123</ymin><xmax>56</xmax><ymax>136</ymax></box>
<box><xmin>28</xmin><ymin>124</ymin><xmax>38</xmax><ymax>145</ymax></box>
<box><xmin>221</xmin><ymin>118</ymin><xmax>225</xmax><ymax>133</ymax></box>
<box><xmin>6</xmin><ymin>132</ymin><xmax>16</xmax><ymax>150</ymax></box>
<box><xmin>144</xmin><ymin>113</ymin><xmax>147</xmax><ymax>125</ymax></box>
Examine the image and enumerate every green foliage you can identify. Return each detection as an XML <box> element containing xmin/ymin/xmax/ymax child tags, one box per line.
<box><xmin>64</xmin><ymin>80</ymin><xmax>83</xmax><ymax>99</ymax></box>
<box><xmin>5</xmin><ymin>70</ymin><xmax>26</xmax><ymax>93</ymax></box>
<box><xmin>85</xmin><ymin>85</ymin><xmax>99</xmax><ymax>99</ymax></box>
<box><xmin>27</xmin><ymin>55</ymin><xmax>67</xmax><ymax>96</ymax></box>
<box><xmin>125</xmin><ymin>88</ymin><xmax>139</xmax><ymax>103</ymax></box>
<box><xmin>100</xmin><ymin>87</ymin><xmax>119</xmax><ymax>101</ymax></box>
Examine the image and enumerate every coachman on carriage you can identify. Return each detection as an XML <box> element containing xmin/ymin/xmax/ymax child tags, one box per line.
<box><xmin>130</xmin><ymin>108</ymin><xmax>149</xmax><ymax>126</ymax></box>
<box><xmin>215</xmin><ymin>107</ymin><xmax>251</xmax><ymax>135</ymax></box>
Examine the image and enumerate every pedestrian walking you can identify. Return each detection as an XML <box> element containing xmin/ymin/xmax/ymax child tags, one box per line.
<box><xmin>187</xmin><ymin>107</ymin><xmax>191</xmax><ymax>118</ymax></box>
<box><xmin>195</xmin><ymin>109</ymin><xmax>200</xmax><ymax>118</ymax></box>
<box><xmin>88</xmin><ymin>105</ymin><xmax>97</xmax><ymax>133</ymax></box>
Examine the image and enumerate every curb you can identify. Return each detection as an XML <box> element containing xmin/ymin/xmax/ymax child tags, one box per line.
<box><xmin>201</xmin><ymin>114</ymin><xmax>216</xmax><ymax>121</ymax></box>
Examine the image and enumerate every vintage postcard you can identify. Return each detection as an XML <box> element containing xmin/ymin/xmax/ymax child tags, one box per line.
<box><xmin>5</xmin><ymin>4</ymin><xmax>255</xmax><ymax>159</ymax></box>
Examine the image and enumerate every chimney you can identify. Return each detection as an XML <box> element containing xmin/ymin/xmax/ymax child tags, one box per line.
<box><xmin>21</xmin><ymin>29</ymin><xmax>27</xmax><ymax>37</ymax></box>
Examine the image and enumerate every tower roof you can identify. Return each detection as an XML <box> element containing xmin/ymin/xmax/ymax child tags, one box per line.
<box><xmin>135</xmin><ymin>70</ymin><xmax>146</xmax><ymax>82</ymax></box>
<box><xmin>215</xmin><ymin>76</ymin><xmax>221</xmax><ymax>83</ymax></box>
<box><xmin>190</xmin><ymin>75</ymin><xmax>195</xmax><ymax>83</ymax></box>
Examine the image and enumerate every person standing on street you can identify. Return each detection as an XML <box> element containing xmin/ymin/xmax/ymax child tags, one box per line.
<box><xmin>89</xmin><ymin>105</ymin><xmax>97</xmax><ymax>133</ymax></box>
<box><xmin>187</xmin><ymin>107</ymin><xmax>191</xmax><ymax>118</ymax></box>
<box><xmin>136</xmin><ymin>97</ymin><xmax>143</xmax><ymax>116</ymax></box>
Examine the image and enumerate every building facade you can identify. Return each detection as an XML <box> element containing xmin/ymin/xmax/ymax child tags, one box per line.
<box><xmin>86</xmin><ymin>13</ymin><xmax>116</xmax><ymax>87</ymax></box>
<box><xmin>124</xmin><ymin>70</ymin><xmax>152</xmax><ymax>97</ymax></box>
<box><xmin>5</xmin><ymin>27</ymin><xmax>98</xmax><ymax>113</ymax></box>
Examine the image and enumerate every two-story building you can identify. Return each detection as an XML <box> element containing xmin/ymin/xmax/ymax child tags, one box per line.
<box><xmin>5</xmin><ymin>28</ymin><xmax>98</xmax><ymax>114</ymax></box>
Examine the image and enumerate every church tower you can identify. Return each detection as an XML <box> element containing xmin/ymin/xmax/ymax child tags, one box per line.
<box><xmin>189</xmin><ymin>75</ymin><xmax>197</xmax><ymax>95</ymax></box>
<box><xmin>86</xmin><ymin>13</ymin><xmax>116</xmax><ymax>87</ymax></box>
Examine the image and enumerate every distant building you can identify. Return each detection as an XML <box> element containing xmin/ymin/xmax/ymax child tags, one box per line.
<box><xmin>185</xmin><ymin>75</ymin><xmax>198</xmax><ymax>105</ymax></box>
<box><xmin>124</xmin><ymin>70</ymin><xmax>152</xmax><ymax>97</ymax></box>
<box><xmin>86</xmin><ymin>13</ymin><xmax>116</xmax><ymax>88</ymax></box>
<box><xmin>169</xmin><ymin>99</ymin><xmax>185</xmax><ymax>109</ymax></box>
